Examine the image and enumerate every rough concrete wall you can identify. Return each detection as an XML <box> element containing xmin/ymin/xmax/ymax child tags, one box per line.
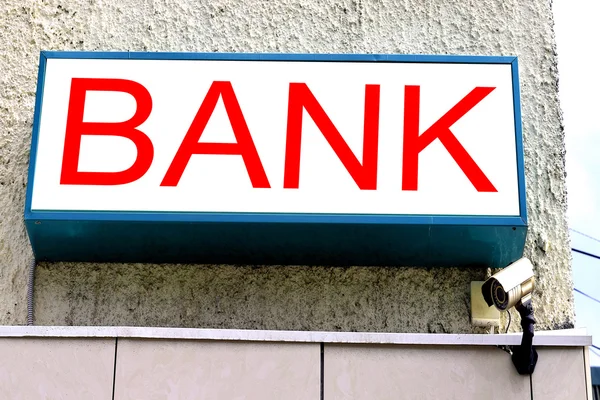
<box><xmin>0</xmin><ymin>0</ymin><xmax>573</xmax><ymax>332</ymax></box>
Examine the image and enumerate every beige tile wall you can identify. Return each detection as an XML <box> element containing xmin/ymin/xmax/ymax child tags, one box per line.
<box><xmin>113</xmin><ymin>339</ymin><xmax>320</xmax><ymax>400</ymax></box>
<box><xmin>324</xmin><ymin>344</ymin><xmax>531</xmax><ymax>400</ymax></box>
<box><xmin>0</xmin><ymin>338</ymin><xmax>589</xmax><ymax>399</ymax></box>
<box><xmin>532</xmin><ymin>347</ymin><xmax>587</xmax><ymax>400</ymax></box>
<box><xmin>0</xmin><ymin>338</ymin><xmax>115</xmax><ymax>400</ymax></box>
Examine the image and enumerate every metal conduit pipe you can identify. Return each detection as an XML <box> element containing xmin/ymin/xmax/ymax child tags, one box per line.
<box><xmin>27</xmin><ymin>259</ymin><xmax>36</xmax><ymax>326</ymax></box>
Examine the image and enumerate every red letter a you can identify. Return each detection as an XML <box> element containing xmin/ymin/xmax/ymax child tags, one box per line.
<box><xmin>161</xmin><ymin>81</ymin><xmax>270</xmax><ymax>188</ymax></box>
<box><xmin>402</xmin><ymin>86</ymin><xmax>497</xmax><ymax>192</ymax></box>
<box><xmin>284</xmin><ymin>83</ymin><xmax>380</xmax><ymax>189</ymax></box>
<box><xmin>60</xmin><ymin>78</ymin><xmax>154</xmax><ymax>185</ymax></box>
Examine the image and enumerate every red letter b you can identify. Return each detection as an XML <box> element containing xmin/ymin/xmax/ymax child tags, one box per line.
<box><xmin>60</xmin><ymin>78</ymin><xmax>154</xmax><ymax>185</ymax></box>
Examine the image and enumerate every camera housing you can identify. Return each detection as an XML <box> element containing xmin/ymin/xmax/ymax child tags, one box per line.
<box><xmin>481</xmin><ymin>257</ymin><xmax>538</xmax><ymax>375</ymax></box>
<box><xmin>482</xmin><ymin>257</ymin><xmax>534</xmax><ymax>311</ymax></box>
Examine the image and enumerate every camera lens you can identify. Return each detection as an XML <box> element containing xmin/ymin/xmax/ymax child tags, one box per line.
<box><xmin>491</xmin><ymin>280</ymin><xmax>509</xmax><ymax>310</ymax></box>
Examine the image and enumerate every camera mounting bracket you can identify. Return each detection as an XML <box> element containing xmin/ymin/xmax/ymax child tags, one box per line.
<box><xmin>511</xmin><ymin>299</ymin><xmax>538</xmax><ymax>375</ymax></box>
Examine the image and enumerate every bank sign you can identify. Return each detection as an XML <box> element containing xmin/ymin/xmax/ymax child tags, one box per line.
<box><xmin>25</xmin><ymin>52</ymin><xmax>526</xmax><ymax>267</ymax></box>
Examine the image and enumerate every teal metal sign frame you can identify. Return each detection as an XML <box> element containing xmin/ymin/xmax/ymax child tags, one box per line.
<box><xmin>24</xmin><ymin>51</ymin><xmax>527</xmax><ymax>267</ymax></box>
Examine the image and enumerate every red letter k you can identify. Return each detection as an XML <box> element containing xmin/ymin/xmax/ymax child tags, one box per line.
<box><xmin>402</xmin><ymin>86</ymin><xmax>497</xmax><ymax>192</ymax></box>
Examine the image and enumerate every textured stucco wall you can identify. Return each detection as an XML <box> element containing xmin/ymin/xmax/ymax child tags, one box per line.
<box><xmin>0</xmin><ymin>0</ymin><xmax>574</xmax><ymax>332</ymax></box>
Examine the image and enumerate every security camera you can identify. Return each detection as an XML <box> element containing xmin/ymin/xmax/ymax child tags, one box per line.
<box><xmin>482</xmin><ymin>257</ymin><xmax>535</xmax><ymax>311</ymax></box>
<box><xmin>481</xmin><ymin>257</ymin><xmax>538</xmax><ymax>375</ymax></box>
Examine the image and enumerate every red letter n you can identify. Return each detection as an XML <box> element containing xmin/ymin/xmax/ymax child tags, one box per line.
<box><xmin>402</xmin><ymin>86</ymin><xmax>497</xmax><ymax>192</ymax></box>
<box><xmin>161</xmin><ymin>81</ymin><xmax>270</xmax><ymax>188</ymax></box>
<box><xmin>61</xmin><ymin>78</ymin><xmax>153</xmax><ymax>185</ymax></box>
<box><xmin>284</xmin><ymin>83</ymin><xmax>380</xmax><ymax>190</ymax></box>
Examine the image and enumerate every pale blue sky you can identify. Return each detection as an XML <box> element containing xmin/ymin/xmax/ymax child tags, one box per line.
<box><xmin>553</xmin><ymin>0</ymin><xmax>600</xmax><ymax>365</ymax></box>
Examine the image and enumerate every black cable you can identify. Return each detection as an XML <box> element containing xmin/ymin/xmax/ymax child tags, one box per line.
<box><xmin>574</xmin><ymin>288</ymin><xmax>600</xmax><ymax>305</ymax></box>
<box><xmin>592</xmin><ymin>344</ymin><xmax>600</xmax><ymax>352</ymax></box>
<box><xmin>568</xmin><ymin>228</ymin><xmax>600</xmax><ymax>258</ymax></box>
<box><xmin>572</xmin><ymin>248</ymin><xmax>600</xmax><ymax>261</ymax></box>
<box><xmin>496</xmin><ymin>311</ymin><xmax>513</xmax><ymax>355</ymax></box>
<box><xmin>570</xmin><ymin>228</ymin><xmax>600</xmax><ymax>244</ymax></box>
<box><xmin>591</xmin><ymin>347</ymin><xmax>600</xmax><ymax>358</ymax></box>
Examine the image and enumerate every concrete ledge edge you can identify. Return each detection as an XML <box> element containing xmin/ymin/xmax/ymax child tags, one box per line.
<box><xmin>0</xmin><ymin>326</ymin><xmax>591</xmax><ymax>347</ymax></box>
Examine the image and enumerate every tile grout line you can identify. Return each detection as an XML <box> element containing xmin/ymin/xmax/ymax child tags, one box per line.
<box><xmin>529</xmin><ymin>372</ymin><xmax>533</xmax><ymax>400</ymax></box>
<box><xmin>320</xmin><ymin>343</ymin><xmax>324</xmax><ymax>400</ymax></box>
<box><xmin>112</xmin><ymin>337</ymin><xmax>118</xmax><ymax>400</ymax></box>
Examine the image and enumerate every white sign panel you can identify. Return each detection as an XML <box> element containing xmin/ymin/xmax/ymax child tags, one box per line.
<box><xmin>31</xmin><ymin>57</ymin><xmax>520</xmax><ymax>216</ymax></box>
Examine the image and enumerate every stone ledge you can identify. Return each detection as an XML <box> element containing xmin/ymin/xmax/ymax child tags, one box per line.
<box><xmin>0</xmin><ymin>326</ymin><xmax>590</xmax><ymax>347</ymax></box>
